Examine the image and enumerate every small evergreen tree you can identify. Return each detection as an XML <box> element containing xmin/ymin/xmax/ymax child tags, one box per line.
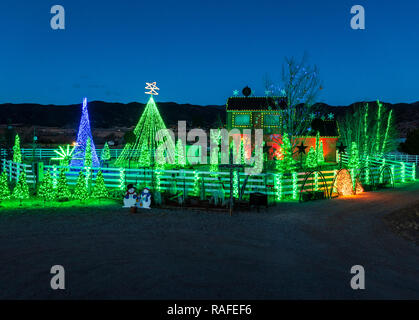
<box><xmin>209</xmin><ymin>146</ymin><xmax>219</xmax><ymax>176</ymax></box>
<box><xmin>305</xmin><ymin>147</ymin><xmax>317</xmax><ymax>169</ymax></box>
<box><xmin>317</xmin><ymin>140</ymin><xmax>325</xmax><ymax>164</ymax></box>
<box><xmin>73</xmin><ymin>170</ymin><xmax>89</xmax><ymax>202</ymax></box>
<box><xmin>12</xmin><ymin>169</ymin><xmax>30</xmax><ymax>200</ymax></box>
<box><xmin>37</xmin><ymin>170</ymin><xmax>55</xmax><ymax>201</ymax></box>
<box><xmin>0</xmin><ymin>171</ymin><xmax>11</xmax><ymax>200</ymax></box>
<box><xmin>92</xmin><ymin>170</ymin><xmax>109</xmax><ymax>199</ymax></box>
<box><xmin>348</xmin><ymin>141</ymin><xmax>360</xmax><ymax>169</ymax></box>
<box><xmin>315</xmin><ymin>131</ymin><xmax>324</xmax><ymax>164</ymax></box>
<box><xmin>175</xmin><ymin>139</ymin><xmax>186</xmax><ymax>168</ymax></box>
<box><xmin>84</xmin><ymin>138</ymin><xmax>92</xmax><ymax>167</ymax></box>
<box><xmin>100</xmin><ymin>142</ymin><xmax>111</xmax><ymax>162</ymax></box>
<box><xmin>13</xmin><ymin>134</ymin><xmax>22</xmax><ymax>163</ymax></box>
<box><xmin>55</xmin><ymin>169</ymin><xmax>71</xmax><ymax>200</ymax></box>
<box><xmin>276</xmin><ymin>133</ymin><xmax>296</xmax><ymax>173</ymax></box>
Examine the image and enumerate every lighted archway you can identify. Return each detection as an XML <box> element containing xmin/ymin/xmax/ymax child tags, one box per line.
<box><xmin>299</xmin><ymin>170</ymin><xmax>329</xmax><ymax>202</ymax></box>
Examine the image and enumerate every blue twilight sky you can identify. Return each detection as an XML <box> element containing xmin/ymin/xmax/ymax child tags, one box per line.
<box><xmin>0</xmin><ymin>0</ymin><xmax>418</xmax><ymax>106</ymax></box>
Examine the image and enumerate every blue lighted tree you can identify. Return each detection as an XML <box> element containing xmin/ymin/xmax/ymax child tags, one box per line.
<box><xmin>70</xmin><ymin>98</ymin><xmax>100</xmax><ymax>167</ymax></box>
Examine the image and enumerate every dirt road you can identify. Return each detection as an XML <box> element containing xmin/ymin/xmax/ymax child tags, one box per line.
<box><xmin>1</xmin><ymin>183</ymin><xmax>418</xmax><ymax>299</ymax></box>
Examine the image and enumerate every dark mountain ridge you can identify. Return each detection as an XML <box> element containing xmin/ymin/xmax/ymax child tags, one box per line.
<box><xmin>0</xmin><ymin>100</ymin><xmax>418</xmax><ymax>137</ymax></box>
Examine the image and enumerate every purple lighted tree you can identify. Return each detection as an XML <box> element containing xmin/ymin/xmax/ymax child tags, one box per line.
<box><xmin>70</xmin><ymin>98</ymin><xmax>100</xmax><ymax>167</ymax></box>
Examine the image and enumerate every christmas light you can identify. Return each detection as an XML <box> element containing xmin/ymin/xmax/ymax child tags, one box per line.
<box><xmin>13</xmin><ymin>135</ymin><xmax>22</xmax><ymax>163</ymax></box>
<box><xmin>92</xmin><ymin>170</ymin><xmax>109</xmax><ymax>198</ymax></box>
<box><xmin>276</xmin><ymin>133</ymin><xmax>296</xmax><ymax>173</ymax></box>
<box><xmin>73</xmin><ymin>170</ymin><xmax>89</xmax><ymax>202</ymax></box>
<box><xmin>12</xmin><ymin>169</ymin><xmax>29</xmax><ymax>200</ymax></box>
<box><xmin>100</xmin><ymin>142</ymin><xmax>111</xmax><ymax>162</ymax></box>
<box><xmin>37</xmin><ymin>170</ymin><xmax>55</xmax><ymax>201</ymax></box>
<box><xmin>119</xmin><ymin>168</ymin><xmax>125</xmax><ymax>191</ymax></box>
<box><xmin>0</xmin><ymin>171</ymin><xmax>11</xmax><ymax>200</ymax></box>
<box><xmin>175</xmin><ymin>139</ymin><xmax>186</xmax><ymax>168</ymax></box>
<box><xmin>56</xmin><ymin>169</ymin><xmax>71</xmax><ymax>201</ymax></box>
<box><xmin>70</xmin><ymin>98</ymin><xmax>100</xmax><ymax>167</ymax></box>
<box><xmin>52</xmin><ymin>144</ymin><xmax>79</xmax><ymax>167</ymax></box>
<box><xmin>115</xmin><ymin>96</ymin><xmax>175</xmax><ymax>167</ymax></box>
<box><xmin>145</xmin><ymin>82</ymin><xmax>160</xmax><ymax>95</ymax></box>
<box><xmin>292</xmin><ymin>172</ymin><xmax>298</xmax><ymax>200</ymax></box>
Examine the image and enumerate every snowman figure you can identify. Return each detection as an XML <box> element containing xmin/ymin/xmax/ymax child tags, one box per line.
<box><xmin>123</xmin><ymin>184</ymin><xmax>137</xmax><ymax>208</ymax></box>
<box><xmin>137</xmin><ymin>187</ymin><xmax>152</xmax><ymax>209</ymax></box>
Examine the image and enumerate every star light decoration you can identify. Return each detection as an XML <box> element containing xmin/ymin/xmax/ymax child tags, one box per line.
<box><xmin>233</xmin><ymin>90</ymin><xmax>239</xmax><ymax>96</ymax></box>
<box><xmin>145</xmin><ymin>82</ymin><xmax>160</xmax><ymax>95</ymax></box>
<box><xmin>337</xmin><ymin>142</ymin><xmax>347</xmax><ymax>154</ymax></box>
<box><xmin>297</xmin><ymin>142</ymin><xmax>308</xmax><ymax>155</ymax></box>
<box><xmin>327</xmin><ymin>113</ymin><xmax>334</xmax><ymax>120</ymax></box>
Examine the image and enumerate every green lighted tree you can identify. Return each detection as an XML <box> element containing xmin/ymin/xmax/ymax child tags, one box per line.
<box><xmin>0</xmin><ymin>171</ymin><xmax>11</xmax><ymax>200</ymax></box>
<box><xmin>13</xmin><ymin>134</ymin><xmax>22</xmax><ymax>163</ymax></box>
<box><xmin>73</xmin><ymin>170</ymin><xmax>89</xmax><ymax>202</ymax></box>
<box><xmin>55</xmin><ymin>169</ymin><xmax>71</xmax><ymax>201</ymax></box>
<box><xmin>12</xmin><ymin>169</ymin><xmax>30</xmax><ymax>200</ymax></box>
<box><xmin>348</xmin><ymin>142</ymin><xmax>360</xmax><ymax>169</ymax></box>
<box><xmin>92</xmin><ymin>170</ymin><xmax>109</xmax><ymax>199</ymax></box>
<box><xmin>84</xmin><ymin>138</ymin><xmax>92</xmax><ymax>167</ymax></box>
<box><xmin>37</xmin><ymin>170</ymin><xmax>55</xmax><ymax>201</ymax></box>
<box><xmin>175</xmin><ymin>139</ymin><xmax>186</xmax><ymax>168</ymax></box>
<box><xmin>276</xmin><ymin>133</ymin><xmax>297</xmax><ymax>173</ymax></box>
<box><xmin>115</xmin><ymin>96</ymin><xmax>175</xmax><ymax>167</ymax></box>
<box><xmin>101</xmin><ymin>142</ymin><xmax>111</xmax><ymax>162</ymax></box>
<box><xmin>338</xmin><ymin>101</ymin><xmax>398</xmax><ymax>157</ymax></box>
<box><xmin>305</xmin><ymin>147</ymin><xmax>317</xmax><ymax>170</ymax></box>
<box><xmin>139</xmin><ymin>143</ymin><xmax>151</xmax><ymax>167</ymax></box>
<box><xmin>316</xmin><ymin>132</ymin><xmax>324</xmax><ymax>164</ymax></box>
<box><xmin>210</xmin><ymin>129</ymin><xmax>221</xmax><ymax>175</ymax></box>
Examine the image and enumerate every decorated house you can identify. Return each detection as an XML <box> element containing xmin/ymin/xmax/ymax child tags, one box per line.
<box><xmin>226</xmin><ymin>92</ymin><xmax>339</xmax><ymax>162</ymax></box>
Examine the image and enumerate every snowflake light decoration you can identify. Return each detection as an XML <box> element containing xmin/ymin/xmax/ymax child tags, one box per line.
<box><xmin>233</xmin><ymin>90</ymin><xmax>239</xmax><ymax>96</ymax></box>
<box><xmin>327</xmin><ymin>113</ymin><xmax>334</xmax><ymax>120</ymax></box>
<box><xmin>145</xmin><ymin>82</ymin><xmax>160</xmax><ymax>95</ymax></box>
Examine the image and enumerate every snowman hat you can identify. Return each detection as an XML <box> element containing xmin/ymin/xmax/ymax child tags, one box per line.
<box><xmin>142</xmin><ymin>187</ymin><xmax>150</xmax><ymax>192</ymax></box>
<box><xmin>127</xmin><ymin>184</ymin><xmax>135</xmax><ymax>190</ymax></box>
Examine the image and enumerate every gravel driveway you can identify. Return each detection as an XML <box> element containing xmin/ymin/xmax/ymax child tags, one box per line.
<box><xmin>1</xmin><ymin>183</ymin><xmax>418</xmax><ymax>299</ymax></box>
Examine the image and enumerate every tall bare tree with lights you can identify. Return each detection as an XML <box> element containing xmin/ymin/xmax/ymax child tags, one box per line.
<box><xmin>264</xmin><ymin>54</ymin><xmax>322</xmax><ymax>149</ymax></box>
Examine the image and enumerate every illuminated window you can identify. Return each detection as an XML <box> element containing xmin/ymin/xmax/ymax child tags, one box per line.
<box><xmin>264</xmin><ymin>114</ymin><xmax>280</xmax><ymax>127</ymax></box>
<box><xmin>234</xmin><ymin>114</ymin><xmax>251</xmax><ymax>126</ymax></box>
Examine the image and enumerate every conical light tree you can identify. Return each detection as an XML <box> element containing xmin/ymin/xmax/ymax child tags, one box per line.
<box><xmin>12</xmin><ymin>170</ymin><xmax>30</xmax><ymax>200</ymax></box>
<box><xmin>71</xmin><ymin>98</ymin><xmax>100</xmax><ymax>167</ymax></box>
<box><xmin>56</xmin><ymin>169</ymin><xmax>71</xmax><ymax>200</ymax></box>
<box><xmin>101</xmin><ymin>142</ymin><xmax>111</xmax><ymax>162</ymax></box>
<box><xmin>276</xmin><ymin>133</ymin><xmax>296</xmax><ymax>173</ymax></box>
<box><xmin>175</xmin><ymin>139</ymin><xmax>186</xmax><ymax>168</ymax></box>
<box><xmin>317</xmin><ymin>140</ymin><xmax>324</xmax><ymax>164</ymax></box>
<box><xmin>0</xmin><ymin>171</ymin><xmax>11</xmax><ymax>200</ymax></box>
<box><xmin>115</xmin><ymin>96</ymin><xmax>175</xmax><ymax>167</ymax></box>
<box><xmin>38</xmin><ymin>170</ymin><xmax>55</xmax><ymax>201</ymax></box>
<box><xmin>73</xmin><ymin>170</ymin><xmax>89</xmax><ymax>202</ymax></box>
<box><xmin>13</xmin><ymin>134</ymin><xmax>22</xmax><ymax>163</ymax></box>
<box><xmin>92</xmin><ymin>170</ymin><xmax>109</xmax><ymax>199</ymax></box>
<box><xmin>305</xmin><ymin>147</ymin><xmax>317</xmax><ymax>169</ymax></box>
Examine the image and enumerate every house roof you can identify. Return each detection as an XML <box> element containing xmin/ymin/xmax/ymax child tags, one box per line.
<box><xmin>226</xmin><ymin>96</ymin><xmax>287</xmax><ymax>111</ymax></box>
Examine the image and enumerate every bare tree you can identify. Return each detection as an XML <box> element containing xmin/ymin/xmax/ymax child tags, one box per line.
<box><xmin>265</xmin><ymin>54</ymin><xmax>322</xmax><ymax>148</ymax></box>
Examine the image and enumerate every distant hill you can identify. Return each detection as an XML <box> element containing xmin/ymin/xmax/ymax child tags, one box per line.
<box><xmin>0</xmin><ymin>100</ymin><xmax>418</xmax><ymax>137</ymax></box>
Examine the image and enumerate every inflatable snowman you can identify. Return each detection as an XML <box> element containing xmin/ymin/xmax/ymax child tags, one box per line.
<box><xmin>123</xmin><ymin>184</ymin><xmax>137</xmax><ymax>208</ymax></box>
<box><xmin>137</xmin><ymin>187</ymin><xmax>152</xmax><ymax>209</ymax></box>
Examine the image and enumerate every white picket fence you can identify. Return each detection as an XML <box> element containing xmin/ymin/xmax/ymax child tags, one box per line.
<box><xmin>384</xmin><ymin>153</ymin><xmax>419</xmax><ymax>166</ymax></box>
<box><xmin>1</xmin><ymin>156</ymin><xmax>415</xmax><ymax>200</ymax></box>
<box><xmin>0</xmin><ymin>160</ymin><xmax>37</xmax><ymax>185</ymax></box>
